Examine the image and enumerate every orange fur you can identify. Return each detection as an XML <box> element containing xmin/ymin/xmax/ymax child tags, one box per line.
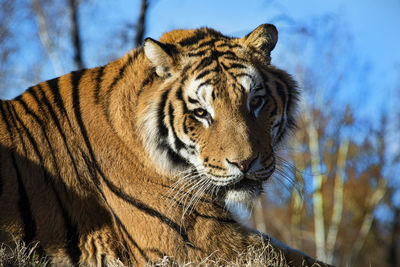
<box><xmin>0</xmin><ymin>24</ymin><xmax>332</xmax><ymax>266</ymax></box>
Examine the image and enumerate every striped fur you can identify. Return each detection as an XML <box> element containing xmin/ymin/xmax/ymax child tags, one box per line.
<box><xmin>0</xmin><ymin>24</ymin><xmax>332</xmax><ymax>266</ymax></box>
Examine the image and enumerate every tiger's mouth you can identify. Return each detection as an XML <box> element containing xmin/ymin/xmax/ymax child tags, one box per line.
<box><xmin>231</xmin><ymin>170</ymin><xmax>273</xmax><ymax>189</ymax></box>
<box><xmin>205</xmin><ymin>163</ymin><xmax>275</xmax><ymax>188</ymax></box>
<box><xmin>228</xmin><ymin>177</ymin><xmax>264</xmax><ymax>192</ymax></box>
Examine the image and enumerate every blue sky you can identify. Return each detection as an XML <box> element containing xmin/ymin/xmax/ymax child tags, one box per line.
<box><xmin>78</xmin><ymin>0</ymin><xmax>400</xmax><ymax>70</ymax></box>
<box><xmin>146</xmin><ymin>0</ymin><xmax>400</xmax><ymax>72</ymax></box>
<box><xmin>5</xmin><ymin>0</ymin><xmax>400</xmax><ymax>117</ymax></box>
<box><xmin>78</xmin><ymin>0</ymin><xmax>400</xmax><ymax>116</ymax></box>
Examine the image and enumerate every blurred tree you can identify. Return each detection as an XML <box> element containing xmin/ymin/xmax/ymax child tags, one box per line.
<box><xmin>250</xmin><ymin>15</ymin><xmax>399</xmax><ymax>267</ymax></box>
<box><xmin>68</xmin><ymin>0</ymin><xmax>85</xmax><ymax>69</ymax></box>
<box><xmin>0</xmin><ymin>0</ymin><xmax>17</xmax><ymax>97</ymax></box>
<box><xmin>135</xmin><ymin>0</ymin><xmax>149</xmax><ymax>47</ymax></box>
<box><xmin>31</xmin><ymin>0</ymin><xmax>66</xmax><ymax>76</ymax></box>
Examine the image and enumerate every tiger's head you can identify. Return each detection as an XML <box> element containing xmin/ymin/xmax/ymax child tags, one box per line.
<box><xmin>136</xmin><ymin>24</ymin><xmax>298</xmax><ymax>207</ymax></box>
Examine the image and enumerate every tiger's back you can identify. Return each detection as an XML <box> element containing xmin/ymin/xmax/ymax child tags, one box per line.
<box><xmin>0</xmin><ymin>24</ymin><xmax>332</xmax><ymax>266</ymax></box>
<box><xmin>0</xmin><ymin>64</ymin><xmax>131</xmax><ymax>265</ymax></box>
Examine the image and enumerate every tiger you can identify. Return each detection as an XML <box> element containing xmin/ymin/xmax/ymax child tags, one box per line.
<box><xmin>0</xmin><ymin>23</ymin><xmax>333</xmax><ymax>266</ymax></box>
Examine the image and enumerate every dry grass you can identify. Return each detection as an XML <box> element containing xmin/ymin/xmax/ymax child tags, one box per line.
<box><xmin>147</xmin><ymin>241</ymin><xmax>289</xmax><ymax>267</ymax></box>
<box><xmin>0</xmin><ymin>239</ymin><xmax>49</xmax><ymax>267</ymax></box>
<box><xmin>0</xmin><ymin>239</ymin><xmax>289</xmax><ymax>267</ymax></box>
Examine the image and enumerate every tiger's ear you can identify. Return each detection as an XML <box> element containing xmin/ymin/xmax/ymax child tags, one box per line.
<box><xmin>242</xmin><ymin>24</ymin><xmax>278</xmax><ymax>57</ymax></box>
<box><xmin>144</xmin><ymin>38</ymin><xmax>176</xmax><ymax>77</ymax></box>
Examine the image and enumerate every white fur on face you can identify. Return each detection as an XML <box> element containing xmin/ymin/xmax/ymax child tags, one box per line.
<box><xmin>224</xmin><ymin>186</ymin><xmax>260</xmax><ymax>213</ymax></box>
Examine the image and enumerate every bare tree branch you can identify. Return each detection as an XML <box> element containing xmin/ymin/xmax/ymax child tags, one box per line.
<box><xmin>304</xmin><ymin>110</ymin><xmax>327</xmax><ymax>261</ymax></box>
<box><xmin>31</xmin><ymin>0</ymin><xmax>64</xmax><ymax>76</ymax></box>
<box><xmin>326</xmin><ymin>138</ymin><xmax>349</xmax><ymax>263</ymax></box>
<box><xmin>0</xmin><ymin>0</ymin><xmax>16</xmax><ymax>97</ymax></box>
<box><xmin>68</xmin><ymin>0</ymin><xmax>84</xmax><ymax>69</ymax></box>
<box><xmin>134</xmin><ymin>0</ymin><xmax>148</xmax><ymax>47</ymax></box>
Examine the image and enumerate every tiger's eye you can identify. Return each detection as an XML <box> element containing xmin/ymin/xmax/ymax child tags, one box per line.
<box><xmin>193</xmin><ymin>108</ymin><xmax>208</xmax><ymax>118</ymax></box>
<box><xmin>250</xmin><ymin>96</ymin><xmax>263</xmax><ymax>108</ymax></box>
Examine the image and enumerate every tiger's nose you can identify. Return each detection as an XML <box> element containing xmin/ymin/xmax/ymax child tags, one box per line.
<box><xmin>226</xmin><ymin>154</ymin><xmax>258</xmax><ymax>173</ymax></box>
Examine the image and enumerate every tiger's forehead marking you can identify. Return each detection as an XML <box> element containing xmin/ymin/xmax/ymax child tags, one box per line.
<box><xmin>186</xmin><ymin>78</ymin><xmax>215</xmax><ymax>117</ymax></box>
<box><xmin>186</xmin><ymin>64</ymin><xmax>264</xmax><ymax>109</ymax></box>
<box><xmin>239</xmin><ymin>66</ymin><xmax>263</xmax><ymax>93</ymax></box>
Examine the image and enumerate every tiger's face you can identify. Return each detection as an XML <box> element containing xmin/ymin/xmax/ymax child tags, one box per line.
<box><xmin>137</xmin><ymin>24</ymin><xmax>298</xmax><ymax>206</ymax></box>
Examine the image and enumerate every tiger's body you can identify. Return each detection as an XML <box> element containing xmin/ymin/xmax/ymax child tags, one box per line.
<box><xmin>0</xmin><ymin>24</ymin><xmax>332</xmax><ymax>266</ymax></box>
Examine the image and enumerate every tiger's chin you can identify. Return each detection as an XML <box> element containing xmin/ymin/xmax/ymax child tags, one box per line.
<box><xmin>224</xmin><ymin>178</ymin><xmax>264</xmax><ymax>205</ymax></box>
<box><xmin>222</xmin><ymin>178</ymin><xmax>265</xmax><ymax>222</ymax></box>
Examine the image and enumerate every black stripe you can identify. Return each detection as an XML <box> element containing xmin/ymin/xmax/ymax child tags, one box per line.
<box><xmin>46</xmin><ymin>77</ymin><xmax>73</xmax><ymax>128</ymax></box>
<box><xmin>272</xmin><ymin>81</ymin><xmax>287</xmax><ymax>142</ymax></box>
<box><xmin>265</xmin><ymin>84</ymin><xmax>277</xmax><ymax>117</ymax></box>
<box><xmin>94</xmin><ymin>66</ymin><xmax>105</xmax><ymax>104</ymax></box>
<box><xmin>47</xmin><ymin>78</ymin><xmax>66</xmax><ymax>116</ymax></box>
<box><xmin>207</xmin><ymin>164</ymin><xmax>225</xmax><ymax>171</ymax></box>
<box><xmin>188</xmin><ymin>97</ymin><xmax>199</xmax><ymax>104</ymax></box>
<box><xmin>193</xmin><ymin>57</ymin><xmax>214</xmax><ymax>72</ymax></box>
<box><xmin>216</xmin><ymin>50</ymin><xmax>237</xmax><ymax>58</ymax></box>
<box><xmin>195</xmin><ymin>69</ymin><xmax>211</xmax><ymax>80</ymax></box>
<box><xmin>0</xmin><ymin>102</ymin><xmax>13</xmax><ymax>139</ymax></box>
<box><xmin>169</xmin><ymin>198</ymin><xmax>236</xmax><ymax>224</ymax></box>
<box><xmin>179</xmin><ymin>65</ymin><xmax>191</xmax><ymax>85</ymax></box>
<box><xmin>106</xmin><ymin>56</ymin><xmax>133</xmax><ymax>96</ymax></box>
<box><xmin>114</xmin><ymin>213</ymin><xmax>147</xmax><ymax>263</ymax></box>
<box><xmin>137</xmin><ymin>72</ymin><xmax>157</xmax><ymax>98</ymax></box>
<box><xmin>158</xmin><ymin>90</ymin><xmax>170</xmax><ymax>138</ymax></box>
<box><xmin>211</xmin><ymin>90</ymin><xmax>216</xmax><ymax>101</ymax></box>
<box><xmin>215</xmin><ymin>43</ymin><xmax>241</xmax><ymax>49</ymax></box>
<box><xmin>187</xmin><ymin>50</ymin><xmax>208</xmax><ymax>57</ymax></box>
<box><xmin>104</xmin><ymin>56</ymin><xmax>133</xmax><ymax>121</ymax></box>
<box><xmin>6</xmin><ymin>102</ymin><xmax>28</xmax><ymax>157</ymax></box>
<box><xmin>223</xmin><ymin>56</ymin><xmax>242</xmax><ymax>61</ymax></box>
<box><xmin>219</xmin><ymin>62</ymin><xmax>229</xmax><ymax>71</ymax></box>
<box><xmin>178</xmin><ymin>31</ymin><xmax>208</xmax><ymax>47</ymax></box>
<box><xmin>175</xmin><ymin>87</ymin><xmax>184</xmax><ymax>102</ymax></box>
<box><xmin>197</xmin><ymin>80</ymin><xmax>212</xmax><ymax>90</ymax></box>
<box><xmin>228</xmin><ymin>63</ymin><xmax>246</xmax><ymax>69</ymax></box>
<box><xmin>177</xmin><ymin>90</ymin><xmax>190</xmax><ymax>115</ymax></box>
<box><xmin>71</xmin><ymin>71</ymin><xmax>101</xmax><ymax>185</ymax></box>
<box><xmin>168</xmin><ymin>103</ymin><xmax>186</xmax><ymax>151</ymax></box>
<box><xmin>197</xmin><ymin>39</ymin><xmax>217</xmax><ymax>49</ymax></box>
<box><xmin>182</xmin><ymin>116</ymin><xmax>189</xmax><ymax>135</ymax></box>
<box><xmin>275</xmin><ymin>81</ymin><xmax>287</xmax><ymax>110</ymax></box>
<box><xmin>99</xmin><ymin>174</ymin><xmax>193</xmax><ymax>247</ymax></box>
<box><xmin>141</xmin><ymin>72</ymin><xmax>156</xmax><ymax>88</ymax></box>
